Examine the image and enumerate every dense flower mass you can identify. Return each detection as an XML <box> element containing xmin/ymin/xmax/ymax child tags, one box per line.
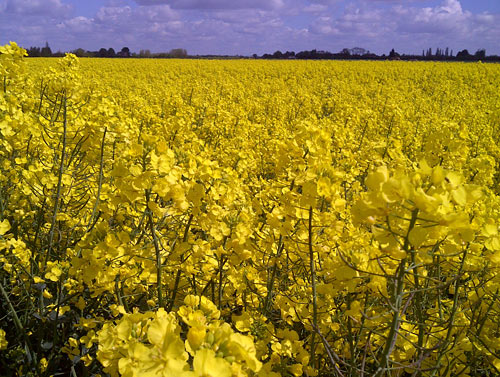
<box><xmin>1</xmin><ymin>41</ymin><xmax>500</xmax><ymax>376</ymax></box>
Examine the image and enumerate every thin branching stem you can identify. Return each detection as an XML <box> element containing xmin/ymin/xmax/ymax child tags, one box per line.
<box><xmin>45</xmin><ymin>91</ymin><xmax>67</xmax><ymax>267</ymax></box>
<box><xmin>88</xmin><ymin>127</ymin><xmax>107</xmax><ymax>229</ymax></box>
<box><xmin>146</xmin><ymin>189</ymin><xmax>164</xmax><ymax>308</ymax></box>
<box><xmin>309</xmin><ymin>206</ymin><xmax>318</xmax><ymax>369</ymax></box>
<box><xmin>169</xmin><ymin>213</ymin><xmax>193</xmax><ymax>311</ymax></box>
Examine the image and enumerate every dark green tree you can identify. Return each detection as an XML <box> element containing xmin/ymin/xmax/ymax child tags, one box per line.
<box><xmin>41</xmin><ymin>42</ymin><xmax>52</xmax><ymax>57</ymax></box>
<box><xmin>169</xmin><ymin>48</ymin><xmax>187</xmax><ymax>58</ymax></box>
<box><xmin>389</xmin><ymin>48</ymin><xmax>399</xmax><ymax>59</ymax></box>
<box><xmin>72</xmin><ymin>48</ymin><xmax>86</xmax><ymax>57</ymax></box>
<box><xmin>98</xmin><ymin>48</ymin><xmax>108</xmax><ymax>58</ymax></box>
<box><xmin>456</xmin><ymin>49</ymin><xmax>471</xmax><ymax>59</ymax></box>
<box><xmin>119</xmin><ymin>47</ymin><xmax>130</xmax><ymax>57</ymax></box>
<box><xmin>27</xmin><ymin>46</ymin><xmax>41</xmax><ymax>57</ymax></box>
<box><xmin>475</xmin><ymin>49</ymin><xmax>486</xmax><ymax>59</ymax></box>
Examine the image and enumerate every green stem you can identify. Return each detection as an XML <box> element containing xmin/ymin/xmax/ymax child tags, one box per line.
<box><xmin>374</xmin><ymin>209</ymin><xmax>418</xmax><ymax>377</ymax></box>
<box><xmin>309</xmin><ymin>206</ymin><xmax>318</xmax><ymax>369</ymax></box>
<box><xmin>88</xmin><ymin>127</ymin><xmax>106</xmax><ymax>230</ymax></box>
<box><xmin>146</xmin><ymin>190</ymin><xmax>164</xmax><ymax>308</ymax></box>
<box><xmin>429</xmin><ymin>247</ymin><xmax>468</xmax><ymax>377</ymax></box>
<box><xmin>410</xmin><ymin>247</ymin><xmax>426</xmax><ymax>374</ymax></box>
<box><xmin>263</xmin><ymin>235</ymin><xmax>283</xmax><ymax>316</ymax></box>
<box><xmin>0</xmin><ymin>281</ymin><xmax>35</xmax><ymax>365</ymax></box>
<box><xmin>45</xmin><ymin>93</ymin><xmax>67</xmax><ymax>267</ymax></box>
<box><xmin>168</xmin><ymin>213</ymin><xmax>193</xmax><ymax>312</ymax></box>
<box><xmin>0</xmin><ymin>186</ymin><xmax>4</xmax><ymax>221</ymax></box>
<box><xmin>218</xmin><ymin>255</ymin><xmax>226</xmax><ymax>310</ymax></box>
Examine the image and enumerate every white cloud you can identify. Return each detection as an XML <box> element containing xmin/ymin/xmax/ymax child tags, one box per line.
<box><xmin>90</xmin><ymin>5</ymin><xmax>179</xmax><ymax>36</ymax></box>
<box><xmin>302</xmin><ymin>0</ymin><xmax>500</xmax><ymax>54</ymax></box>
<box><xmin>303</xmin><ymin>4</ymin><xmax>329</xmax><ymax>13</ymax></box>
<box><xmin>63</xmin><ymin>16</ymin><xmax>93</xmax><ymax>33</ymax></box>
<box><xmin>95</xmin><ymin>6</ymin><xmax>133</xmax><ymax>24</ymax></box>
<box><xmin>308</xmin><ymin>0</ymin><xmax>338</xmax><ymax>4</ymax></box>
<box><xmin>394</xmin><ymin>0</ymin><xmax>469</xmax><ymax>35</ymax></box>
<box><xmin>309</xmin><ymin>5</ymin><xmax>389</xmax><ymax>38</ymax></box>
<box><xmin>440</xmin><ymin>0</ymin><xmax>462</xmax><ymax>14</ymax></box>
<box><xmin>134</xmin><ymin>0</ymin><xmax>284</xmax><ymax>10</ymax></box>
<box><xmin>136</xmin><ymin>5</ymin><xmax>178</xmax><ymax>21</ymax></box>
<box><xmin>3</xmin><ymin>0</ymin><xmax>71</xmax><ymax>17</ymax></box>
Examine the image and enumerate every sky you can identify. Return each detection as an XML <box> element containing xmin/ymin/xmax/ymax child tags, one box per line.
<box><xmin>0</xmin><ymin>0</ymin><xmax>499</xmax><ymax>56</ymax></box>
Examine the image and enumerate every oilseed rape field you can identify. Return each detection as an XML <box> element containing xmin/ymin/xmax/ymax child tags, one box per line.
<box><xmin>1</xmin><ymin>41</ymin><xmax>500</xmax><ymax>377</ymax></box>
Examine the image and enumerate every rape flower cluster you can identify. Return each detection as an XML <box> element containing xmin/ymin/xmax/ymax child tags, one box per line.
<box><xmin>97</xmin><ymin>295</ymin><xmax>261</xmax><ymax>377</ymax></box>
<box><xmin>1</xmin><ymin>41</ymin><xmax>500</xmax><ymax>376</ymax></box>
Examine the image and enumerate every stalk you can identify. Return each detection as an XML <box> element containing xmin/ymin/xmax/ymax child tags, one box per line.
<box><xmin>168</xmin><ymin>213</ymin><xmax>193</xmax><ymax>311</ymax></box>
<box><xmin>45</xmin><ymin>92</ymin><xmax>67</xmax><ymax>266</ymax></box>
<box><xmin>88</xmin><ymin>127</ymin><xmax>107</xmax><ymax>229</ymax></box>
<box><xmin>0</xmin><ymin>281</ymin><xmax>35</xmax><ymax>366</ymax></box>
<box><xmin>146</xmin><ymin>189</ymin><xmax>164</xmax><ymax>308</ymax></box>
<box><xmin>429</xmin><ymin>247</ymin><xmax>468</xmax><ymax>377</ymax></box>
<box><xmin>309</xmin><ymin>206</ymin><xmax>318</xmax><ymax>368</ymax></box>
<box><xmin>263</xmin><ymin>234</ymin><xmax>283</xmax><ymax>316</ymax></box>
<box><xmin>374</xmin><ymin>209</ymin><xmax>418</xmax><ymax>377</ymax></box>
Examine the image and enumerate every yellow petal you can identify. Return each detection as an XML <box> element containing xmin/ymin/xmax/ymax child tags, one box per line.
<box><xmin>0</xmin><ymin>219</ymin><xmax>10</xmax><ymax>235</ymax></box>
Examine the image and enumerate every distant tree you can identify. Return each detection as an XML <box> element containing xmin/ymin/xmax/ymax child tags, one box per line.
<box><xmin>340</xmin><ymin>48</ymin><xmax>351</xmax><ymax>56</ymax></box>
<box><xmin>139</xmin><ymin>49</ymin><xmax>151</xmax><ymax>58</ymax></box>
<box><xmin>119</xmin><ymin>47</ymin><xmax>130</xmax><ymax>57</ymax></box>
<box><xmin>272</xmin><ymin>50</ymin><xmax>283</xmax><ymax>59</ymax></box>
<box><xmin>27</xmin><ymin>46</ymin><xmax>41</xmax><ymax>57</ymax></box>
<box><xmin>107</xmin><ymin>48</ymin><xmax>116</xmax><ymax>58</ymax></box>
<box><xmin>445</xmin><ymin>47</ymin><xmax>449</xmax><ymax>57</ymax></box>
<box><xmin>252</xmin><ymin>53</ymin><xmax>258</xmax><ymax>59</ymax></box>
<box><xmin>456</xmin><ymin>49</ymin><xmax>471</xmax><ymax>59</ymax></box>
<box><xmin>72</xmin><ymin>48</ymin><xmax>86</xmax><ymax>57</ymax></box>
<box><xmin>169</xmin><ymin>48</ymin><xmax>187</xmax><ymax>58</ymax></box>
<box><xmin>389</xmin><ymin>48</ymin><xmax>399</xmax><ymax>59</ymax></box>
<box><xmin>98</xmin><ymin>48</ymin><xmax>108</xmax><ymax>58</ymax></box>
<box><xmin>350</xmin><ymin>47</ymin><xmax>367</xmax><ymax>56</ymax></box>
<box><xmin>475</xmin><ymin>49</ymin><xmax>486</xmax><ymax>60</ymax></box>
<box><xmin>41</xmin><ymin>42</ymin><xmax>52</xmax><ymax>57</ymax></box>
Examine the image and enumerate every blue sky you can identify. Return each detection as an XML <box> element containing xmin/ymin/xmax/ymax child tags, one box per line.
<box><xmin>0</xmin><ymin>0</ymin><xmax>499</xmax><ymax>55</ymax></box>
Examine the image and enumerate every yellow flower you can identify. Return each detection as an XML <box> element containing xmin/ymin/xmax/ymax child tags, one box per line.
<box><xmin>0</xmin><ymin>329</ymin><xmax>7</xmax><ymax>350</ymax></box>
<box><xmin>228</xmin><ymin>333</ymin><xmax>262</xmax><ymax>372</ymax></box>
<box><xmin>192</xmin><ymin>349</ymin><xmax>231</xmax><ymax>377</ymax></box>
<box><xmin>0</xmin><ymin>219</ymin><xmax>10</xmax><ymax>235</ymax></box>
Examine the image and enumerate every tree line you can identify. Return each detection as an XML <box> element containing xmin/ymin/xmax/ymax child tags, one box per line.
<box><xmin>22</xmin><ymin>43</ymin><xmax>499</xmax><ymax>62</ymax></box>
<box><xmin>25</xmin><ymin>43</ymin><xmax>188</xmax><ymax>58</ymax></box>
<box><xmin>257</xmin><ymin>47</ymin><xmax>498</xmax><ymax>62</ymax></box>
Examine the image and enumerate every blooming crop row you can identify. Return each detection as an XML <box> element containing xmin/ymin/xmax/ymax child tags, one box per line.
<box><xmin>1</xmin><ymin>42</ymin><xmax>500</xmax><ymax>376</ymax></box>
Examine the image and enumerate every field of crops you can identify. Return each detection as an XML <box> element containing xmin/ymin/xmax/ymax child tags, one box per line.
<box><xmin>1</xmin><ymin>41</ymin><xmax>500</xmax><ymax>376</ymax></box>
